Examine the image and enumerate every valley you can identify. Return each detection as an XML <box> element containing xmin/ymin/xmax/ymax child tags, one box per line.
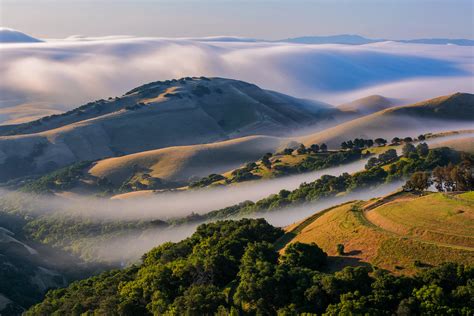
<box><xmin>2</xmin><ymin>1</ymin><xmax>474</xmax><ymax>314</ymax></box>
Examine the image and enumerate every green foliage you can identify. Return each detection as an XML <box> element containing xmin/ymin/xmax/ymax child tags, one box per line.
<box><xmin>402</xmin><ymin>143</ymin><xmax>417</xmax><ymax>158</ymax></box>
<box><xmin>26</xmin><ymin>218</ymin><xmax>474</xmax><ymax>315</ymax></box>
<box><xmin>189</xmin><ymin>173</ymin><xmax>226</xmax><ymax>188</ymax></box>
<box><xmin>27</xmin><ymin>219</ymin><xmax>283</xmax><ymax>315</ymax></box>
<box><xmin>341</xmin><ymin>138</ymin><xmax>374</xmax><ymax>150</ymax></box>
<box><xmin>432</xmin><ymin>157</ymin><xmax>473</xmax><ymax>192</ymax></box>
<box><xmin>403</xmin><ymin>171</ymin><xmax>432</xmax><ymax>192</ymax></box>
<box><xmin>21</xmin><ymin>161</ymin><xmax>93</xmax><ymax>194</ymax></box>
<box><xmin>185</xmin><ymin>146</ymin><xmax>466</xmax><ymax>223</ymax></box>
<box><xmin>281</xmin><ymin>242</ymin><xmax>327</xmax><ymax>270</ymax></box>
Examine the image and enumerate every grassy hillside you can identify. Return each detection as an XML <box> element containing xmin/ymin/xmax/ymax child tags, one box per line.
<box><xmin>89</xmin><ymin>135</ymin><xmax>285</xmax><ymax>185</ymax></box>
<box><xmin>282</xmin><ymin>192</ymin><xmax>474</xmax><ymax>275</ymax></box>
<box><xmin>299</xmin><ymin>93</ymin><xmax>474</xmax><ymax>148</ymax></box>
<box><xmin>0</xmin><ymin>77</ymin><xmax>337</xmax><ymax>182</ymax></box>
<box><xmin>432</xmin><ymin>135</ymin><xmax>474</xmax><ymax>153</ymax></box>
<box><xmin>337</xmin><ymin>94</ymin><xmax>395</xmax><ymax>115</ymax></box>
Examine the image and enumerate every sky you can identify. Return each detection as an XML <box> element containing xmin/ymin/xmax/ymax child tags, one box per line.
<box><xmin>1</xmin><ymin>0</ymin><xmax>473</xmax><ymax>40</ymax></box>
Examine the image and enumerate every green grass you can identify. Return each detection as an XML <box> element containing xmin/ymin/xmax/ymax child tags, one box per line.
<box><xmin>458</xmin><ymin>191</ymin><xmax>474</xmax><ymax>201</ymax></box>
<box><xmin>281</xmin><ymin>192</ymin><xmax>474</xmax><ymax>275</ymax></box>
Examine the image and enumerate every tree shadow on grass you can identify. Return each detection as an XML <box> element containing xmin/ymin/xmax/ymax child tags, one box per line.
<box><xmin>323</xmin><ymin>255</ymin><xmax>372</xmax><ymax>273</ymax></box>
<box><xmin>344</xmin><ymin>250</ymin><xmax>362</xmax><ymax>256</ymax></box>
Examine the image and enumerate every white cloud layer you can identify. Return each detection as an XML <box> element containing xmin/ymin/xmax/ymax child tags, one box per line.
<box><xmin>0</xmin><ymin>36</ymin><xmax>473</xmax><ymax>123</ymax></box>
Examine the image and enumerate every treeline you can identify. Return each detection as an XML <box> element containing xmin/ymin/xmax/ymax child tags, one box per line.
<box><xmin>180</xmin><ymin>146</ymin><xmax>467</xmax><ymax>223</ymax></box>
<box><xmin>27</xmin><ymin>218</ymin><xmax>474</xmax><ymax>315</ymax></box>
<box><xmin>190</xmin><ymin>148</ymin><xmax>363</xmax><ymax>188</ymax></box>
<box><xmin>20</xmin><ymin>161</ymin><xmax>180</xmax><ymax>195</ymax></box>
<box><xmin>341</xmin><ymin>134</ymin><xmax>426</xmax><ymax>150</ymax></box>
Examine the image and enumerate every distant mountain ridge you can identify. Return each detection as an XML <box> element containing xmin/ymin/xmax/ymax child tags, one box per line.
<box><xmin>2</xmin><ymin>28</ymin><xmax>472</xmax><ymax>46</ymax></box>
<box><xmin>279</xmin><ymin>34</ymin><xmax>474</xmax><ymax>46</ymax></box>
<box><xmin>0</xmin><ymin>28</ymin><xmax>42</xmax><ymax>43</ymax></box>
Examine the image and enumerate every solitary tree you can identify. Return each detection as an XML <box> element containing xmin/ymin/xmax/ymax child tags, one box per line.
<box><xmin>262</xmin><ymin>153</ymin><xmax>272</xmax><ymax>168</ymax></box>
<box><xmin>374</xmin><ymin>138</ymin><xmax>387</xmax><ymax>146</ymax></box>
<box><xmin>391</xmin><ymin>137</ymin><xmax>401</xmax><ymax>144</ymax></box>
<box><xmin>320</xmin><ymin>143</ymin><xmax>328</xmax><ymax>152</ymax></box>
<box><xmin>336</xmin><ymin>244</ymin><xmax>345</xmax><ymax>256</ymax></box>
<box><xmin>403</xmin><ymin>137</ymin><xmax>413</xmax><ymax>143</ymax></box>
<box><xmin>418</xmin><ymin>134</ymin><xmax>426</xmax><ymax>141</ymax></box>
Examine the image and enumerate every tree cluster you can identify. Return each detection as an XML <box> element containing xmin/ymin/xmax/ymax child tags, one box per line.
<box><xmin>27</xmin><ymin>218</ymin><xmax>474</xmax><ymax>316</ymax></box>
<box><xmin>341</xmin><ymin>138</ymin><xmax>374</xmax><ymax>150</ymax></box>
<box><xmin>403</xmin><ymin>152</ymin><xmax>473</xmax><ymax>192</ymax></box>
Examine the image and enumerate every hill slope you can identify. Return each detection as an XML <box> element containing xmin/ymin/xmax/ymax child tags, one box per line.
<box><xmin>337</xmin><ymin>95</ymin><xmax>395</xmax><ymax>115</ymax></box>
<box><xmin>0</xmin><ymin>77</ymin><xmax>337</xmax><ymax>182</ymax></box>
<box><xmin>282</xmin><ymin>191</ymin><xmax>474</xmax><ymax>274</ymax></box>
<box><xmin>89</xmin><ymin>135</ymin><xmax>286</xmax><ymax>185</ymax></box>
<box><xmin>299</xmin><ymin>93</ymin><xmax>474</xmax><ymax>148</ymax></box>
<box><xmin>432</xmin><ymin>135</ymin><xmax>474</xmax><ymax>153</ymax></box>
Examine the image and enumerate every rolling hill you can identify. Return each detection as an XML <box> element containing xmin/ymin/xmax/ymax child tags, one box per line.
<box><xmin>88</xmin><ymin>135</ymin><xmax>286</xmax><ymax>185</ymax></box>
<box><xmin>0</xmin><ymin>77</ymin><xmax>338</xmax><ymax>182</ymax></box>
<box><xmin>432</xmin><ymin>135</ymin><xmax>474</xmax><ymax>153</ymax></box>
<box><xmin>337</xmin><ymin>95</ymin><xmax>395</xmax><ymax>115</ymax></box>
<box><xmin>281</xmin><ymin>191</ymin><xmax>474</xmax><ymax>274</ymax></box>
<box><xmin>299</xmin><ymin>92</ymin><xmax>474</xmax><ymax>148</ymax></box>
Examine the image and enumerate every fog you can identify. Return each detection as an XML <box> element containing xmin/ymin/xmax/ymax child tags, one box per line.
<box><xmin>0</xmin><ymin>158</ymin><xmax>370</xmax><ymax>221</ymax></box>
<box><xmin>1</xmin><ymin>129</ymin><xmax>470</xmax><ymax>263</ymax></box>
<box><xmin>1</xmin><ymin>36</ymin><xmax>473</xmax><ymax>123</ymax></box>
<box><xmin>71</xmin><ymin>181</ymin><xmax>404</xmax><ymax>264</ymax></box>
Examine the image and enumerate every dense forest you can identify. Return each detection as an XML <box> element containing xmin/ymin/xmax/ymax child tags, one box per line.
<box><xmin>26</xmin><ymin>218</ymin><xmax>473</xmax><ymax>315</ymax></box>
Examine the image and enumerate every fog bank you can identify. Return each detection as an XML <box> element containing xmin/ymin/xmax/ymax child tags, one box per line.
<box><xmin>1</xmin><ymin>38</ymin><xmax>472</xmax><ymax>124</ymax></box>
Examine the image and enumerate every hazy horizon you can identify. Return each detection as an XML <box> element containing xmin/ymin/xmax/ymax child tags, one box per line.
<box><xmin>1</xmin><ymin>0</ymin><xmax>473</xmax><ymax>40</ymax></box>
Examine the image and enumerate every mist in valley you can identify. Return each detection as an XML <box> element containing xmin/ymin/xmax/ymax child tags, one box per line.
<box><xmin>0</xmin><ymin>158</ymin><xmax>371</xmax><ymax>221</ymax></box>
<box><xmin>66</xmin><ymin>180</ymin><xmax>405</xmax><ymax>264</ymax></box>
<box><xmin>0</xmin><ymin>129</ymin><xmax>471</xmax><ymax>263</ymax></box>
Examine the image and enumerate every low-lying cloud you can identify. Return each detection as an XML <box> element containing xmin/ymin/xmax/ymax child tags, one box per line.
<box><xmin>0</xmin><ymin>158</ymin><xmax>370</xmax><ymax>221</ymax></box>
<box><xmin>0</xmin><ymin>36</ymin><xmax>473</xmax><ymax>123</ymax></box>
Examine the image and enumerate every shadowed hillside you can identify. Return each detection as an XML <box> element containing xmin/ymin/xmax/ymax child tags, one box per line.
<box><xmin>0</xmin><ymin>77</ymin><xmax>338</xmax><ymax>182</ymax></box>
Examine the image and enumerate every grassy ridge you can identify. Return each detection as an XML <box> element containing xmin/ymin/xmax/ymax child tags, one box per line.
<box><xmin>282</xmin><ymin>192</ymin><xmax>474</xmax><ymax>274</ymax></box>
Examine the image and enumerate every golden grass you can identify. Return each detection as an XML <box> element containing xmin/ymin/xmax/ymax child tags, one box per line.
<box><xmin>89</xmin><ymin>135</ymin><xmax>286</xmax><ymax>184</ymax></box>
<box><xmin>282</xmin><ymin>192</ymin><xmax>474</xmax><ymax>275</ymax></box>
<box><xmin>431</xmin><ymin>136</ymin><xmax>474</xmax><ymax>153</ymax></box>
<box><xmin>365</xmin><ymin>193</ymin><xmax>474</xmax><ymax>248</ymax></box>
<box><xmin>297</xmin><ymin>93</ymin><xmax>473</xmax><ymax>149</ymax></box>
